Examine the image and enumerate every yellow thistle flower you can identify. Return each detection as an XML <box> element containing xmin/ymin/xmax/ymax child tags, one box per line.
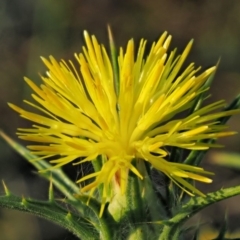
<box><xmin>9</xmin><ymin>30</ymin><xmax>238</xmax><ymax>217</ymax></box>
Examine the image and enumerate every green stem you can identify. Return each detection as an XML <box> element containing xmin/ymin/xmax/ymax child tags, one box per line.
<box><xmin>124</xmin><ymin>167</ymin><xmax>148</xmax><ymax>240</ymax></box>
<box><xmin>72</xmin><ymin>195</ymin><xmax>114</xmax><ymax>240</ymax></box>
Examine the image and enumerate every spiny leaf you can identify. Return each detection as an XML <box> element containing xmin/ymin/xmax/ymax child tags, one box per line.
<box><xmin>0</xmin><ymin>131</ymin><xmax>79</xmax><ymax>200</ymax></box>
<box><xmin>0</xmin><ymin>193</ymin><xmax>97</xmax><ymax>239</ymax></box>
<box><xmin>159</xmin><ymin>185</ymin><xmax>240</xmax><ymax>240</ymax></box>
<box><xmin>219</xmin><ymin>94</ymin><xmax>240</xmax><ymax>124</ymax></box>
<box><xmin>0</xmin><ymin>131</ymin><xmax>116</xmax><ymax>234</ymax></box>
<box><xmin>0</xmin><ymin>131</ymin><xmax>111</xmax><ymax>235</ymax></box>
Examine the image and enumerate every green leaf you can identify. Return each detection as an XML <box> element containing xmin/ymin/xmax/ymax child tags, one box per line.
<box><xmin>0</xmin><ymin>191</ymin><xmax>97</xmax><ymax>239</ymax></box>
<box><xmin>214</xmin><ymin>212</ymin><xmax>228</xmax><ymax>239</ymax></box>
<box><xmin>219</xmin><ymin>94</ymin><xmax>240</xmax><ymax>124</ymax></box>
<box><xmin>159</xmin><ymin>185</ymin><xmax>240</xmax><ymax>240</ymax></box>
<box><xmin>0</xmin><ymin>131</ymin><xmax>98</xmax><ymax>221</ymax></box>
<box><xmin>0</xmin><ymin>131</ymin><xmax>79</xmax><ymax>200</ymax></box>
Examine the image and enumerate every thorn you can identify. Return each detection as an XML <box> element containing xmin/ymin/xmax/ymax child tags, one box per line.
<box><xmin>2</xmin><ymin>180</ymin><xmax>11</xmax><ymax>196</ymax></box>
<box><xmin>107</xmin><ymin>25</ymin><xmax>113</xmax><ymax>45</ymax></box>
<box><xmin>48</xmin><ymin>176</ymin><xmax>54</xmax><ymax>202</ymax></box>
<box><xmin>66</xmin><ymin>212</ymin><xmax>72</xmax><ymax>220</ymax></box>
<box><xmin>145</xmin><ymin>220</ymin><xmax>163</xmax><ymax>225</ymax></box>
<box><xmin>216</xmin><ymin>58</ymin><xmax>221</xmax><ymax>68</ymax></box>
<box><xmin>21</xmin><ymin>196</ymin><xmax>27</xmax><ymax>206</ymax></box>
<box><xmin>99</xmin><ymin>203</ymin><xmax>105</xmax><ymax>218</ymax></box>
<box><xmin>0</xmin><ymin>130</ymin><xmax>8</xmax><ymax>141</ymax></box>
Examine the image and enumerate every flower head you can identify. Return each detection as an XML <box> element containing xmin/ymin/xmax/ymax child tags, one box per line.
<box><xmin>10</xmin><ymin>30</ymin><xmax>238</xmax><ymax>216</ymax></box>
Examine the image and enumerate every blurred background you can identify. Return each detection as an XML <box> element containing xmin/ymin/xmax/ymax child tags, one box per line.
<box><xmin>0</xmin><ymin>0</ymin><xmax>240</xmax><ymax>239</ymax></box>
